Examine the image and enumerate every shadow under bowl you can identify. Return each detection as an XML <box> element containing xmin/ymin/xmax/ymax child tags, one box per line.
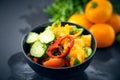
<box><xmin>22</xmin><ymin>22</ymin><xmax>97</xmax><ymax>79</ymax></box>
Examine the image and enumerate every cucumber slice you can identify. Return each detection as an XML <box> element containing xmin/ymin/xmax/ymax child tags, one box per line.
<box><xmin>26</xmin><ymin>32</ymin><xmax>39</xmax><ymax>44</ymax></box>
<box><xmin>84</xmin><ymin>47</ymin><xmax>92</xmax><ymax>58</ymax></box>
<box><xmin>30</xmin><ymin>41</ymin><xmax>47</xmax><ymax>58</ymax></box>
<box><xmin>39</xmin><ymin>29</ymin><xmax>55</xmax><ymax>44</ymax></box>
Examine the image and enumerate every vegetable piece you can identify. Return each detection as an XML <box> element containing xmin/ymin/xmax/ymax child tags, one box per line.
<box><xmin>64</xmin><ymin>58</ymin><xmax>70</xmax><ymax>67</ymax></box>
<box><xmin>47</xmin><ymin>35</ymin><xmax>74</xmax><ymax>58</ymax></box>
<box><xmin>33</xmin><ymin>58</ymin><xmax>38</xmax><ymax>62</ymax></box>
<box><xmin>70</xmin><ymin>27</ymin><xmax>84</xmax><ymax>38</ymax></box>
<box><xmin>26</xmin><ymin>32</ymin><xmax>39</xmax><ymax>44</ymax></box>
<box><xmin>77</xmin><ymin>49</ymin><xmax>86</xmax><ymax>63</ymax></box>
<box><xmin>39</xmin><ymin>29</ymin><xmax>55</xmax><ymax>44</ymax></box>
<box><xmin>43</xmin><ymin>58</ymin><xmax>64</xmax><ymax>68</ymax></box>
<box><xmin>51</xmin><ymin>21</ymin><xmax>62</xmax><ymax>36</ymax></box>
<box><xmin>84</xmin><ymin>47</ymin><xmax>92</xmax><ymax>58</ymax></box>
<box><xmin>70</xmin><ymin>26</ymin><xmax>83</xmax><ymax>35</ymax></box>
<box><xmin>73</xmin><ymin>59</ymin><xmax>80</xmax><ymax>65</ymax></box>
<box><xmin>51</xmin><ymin>22</ymin><xmax>72</xmax><ymax>38</ymax></box>
<box><xmin>81</xmin><ymin>34</ymin><xmax>92</xmax><ymax>47</ymax></box>
<box><xmin>52</xmin><ymin>21</ymin><xmax>61</xmax><ymax>28</ymax></box>
<box><xmin>30</xmin><ymin>41</ymin><xmax>47</xmax><ymax>58</ymax></box>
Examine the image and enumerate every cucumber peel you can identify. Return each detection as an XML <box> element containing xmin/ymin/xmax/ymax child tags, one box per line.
<box><xmin>84</xmin><ymin>47</ymin><xmax>92</xmax><ymax>58</ymax></box>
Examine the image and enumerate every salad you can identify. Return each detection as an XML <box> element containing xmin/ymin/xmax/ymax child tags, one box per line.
<box><xmin>26</xmin><ymin>22</ymin><xmax>92</xmax><ymax>68</ymax></box>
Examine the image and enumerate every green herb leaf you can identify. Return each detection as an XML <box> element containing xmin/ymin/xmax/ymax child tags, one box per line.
<box><xmin>73</xmin><ymin>59</ymin><xmax>80</xmax><ymax>65</ymax></box>
<box><xmin>70</xmin><ymin>26</ymin><xmax>84</xmax><ymax>35</ymax></box>
<box><xmin>43</xmin><ymin>0</ymin><xmax>89</xmax><ymax>22</ymax></box>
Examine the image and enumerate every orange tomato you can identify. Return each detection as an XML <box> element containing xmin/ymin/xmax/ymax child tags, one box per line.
<box><xmin>85</xmin><ymin>0</ymin><xmax>113</xmax><ymax>23</ymax></box>
<box><xmin>107</xmin><ymin>13</ymin><xmax>120</xmax><ymax>33</ymax></box>
<box><xmin>90</xmin><ymin>23</ymin><xmax>115</xmax><ymax>48</ymax></box>
<box><xmin>43</xmin><ymin>58</ymin><xmax>64</xmax><ymax>68</ymax></box>
<box><xmin>68</xmin><ymin>13</ymin><xmax>93</xmax><ymax>29</ymax></box>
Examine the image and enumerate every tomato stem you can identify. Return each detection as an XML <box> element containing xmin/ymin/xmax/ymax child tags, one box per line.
<box><xmin>91</xmin><ymin>2</ymin><xmax>97</xmax><ymax>8</ymax></box>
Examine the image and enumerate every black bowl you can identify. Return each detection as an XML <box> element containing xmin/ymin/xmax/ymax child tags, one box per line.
<box><xmin>22</xmin><ymin>22</ymin><xmax>97</xmax><ymax>79</ymax></box>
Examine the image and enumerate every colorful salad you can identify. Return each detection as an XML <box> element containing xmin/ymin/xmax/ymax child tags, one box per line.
<box><xmin>26</xmin><ymin>22</ymin><xmax>92</xmax><ymax>68</ymax></box>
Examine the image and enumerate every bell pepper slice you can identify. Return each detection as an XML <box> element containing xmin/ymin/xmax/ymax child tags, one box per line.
<box><xmin>47</xmin><ymin>35</ymin><xmax>74</xmax><ymax>58</ymax></box>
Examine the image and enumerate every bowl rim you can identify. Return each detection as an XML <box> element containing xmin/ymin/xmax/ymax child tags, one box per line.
<box><xmin>21</xmin><ymin>22</ymin><xmax>97</xmax><ymax>70</ymax></box>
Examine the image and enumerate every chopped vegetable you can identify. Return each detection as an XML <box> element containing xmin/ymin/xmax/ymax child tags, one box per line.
<box><xmin>70</xmin><ymin>26</ymin><xmax>83</xmax><ymax>35</ymax></box>
<box><xmin>84</xmin><ymin>47</ymin><xmax>92</xmax><ymax>58</ymax></box>
<box><xmin>43</xmin><ymin>58</ymin><xmax>64</xmax><ymax>68</ymax></box>
<box><xmin>39</xmin><ymin>28</ymin><xmax>55</xmax><ymax>44</ymax></box>
<box><xmin>73</xmin><ymin>59</ymin><xmax>80</xmax><ymax>65</ymax></box>
<box><xmin>33</xmin><ymin>58</ymin><xmax>38</xmax><ymax>62</ymax></box>
<box><xmin>77</xmin><ymin>49</ymin><xmax>86</xmax><ymax>63</ymax></box>
<box><xmin>51</xmin><ymin>22</ymin><xmax>71</xmax><ymax>38</ymax></box>
<box><xmin>81</xmin><ymin>34</ymin><xmax>92</xmax><ymax>47</ymax></box>
<box><xmin>47</xmin><ymin>35</ymin><xmax>74</xmax><ymax>58</ymax></box>
<box><xmin>26</xmin><ymin>32</ymin><xmax>39</xmax><ymax>44</ymax></box>
<box><xmin>30</xmin><ymin>41</ymin><xmax>47</xmax><ymax>58</ymax></box>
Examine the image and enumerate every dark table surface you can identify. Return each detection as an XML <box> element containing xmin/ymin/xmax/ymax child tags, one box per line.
<box><xmin>0</xmin><ymin>0</ymin><xmax>120</xmax><ymax>80</ymax></box>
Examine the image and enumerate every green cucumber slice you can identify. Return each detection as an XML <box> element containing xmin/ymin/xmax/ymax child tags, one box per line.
<box><xmin>84</xmin><ymin>47</ymin><xmax>92</xmax><ymax>58</ymax></box>
<box><xmin>30</xmin><ymin>41</ymin><xmax>47</xmax><ymax>58</ymax></box>
<box><xmin>39</xmin><ymin>29</ymin><xmax>55</xmax><ymax>44</ymax></box>
<box><xmin>26</xmin><ymin>32</ymin><xmax>39</xmax><ymax>44</ymax></box>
